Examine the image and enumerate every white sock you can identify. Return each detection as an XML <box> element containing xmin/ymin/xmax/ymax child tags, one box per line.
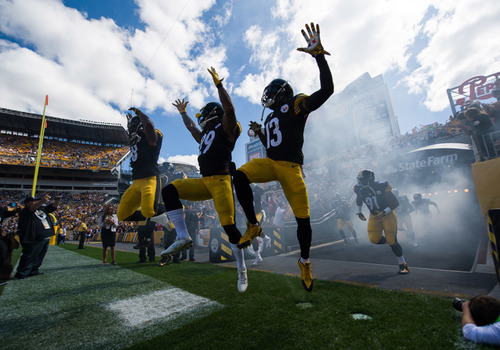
<box><xmin>230</xmin><ymin>243</ymin><xmax>246</xmax><ymax>270</ymax></box>
<box><xmin>397</xmin><ymin>256</ymin><xmax>406</xmax><ymax>265</ymax></box>
<box><xmin>300</xmin><ymin>257</ymin><xmax>310</xmax><ymax>264</ymax></box>
<box><xmin>166</xmin><ymin>208</ymin><xmax>190</xmax><ymax>240</ymax></box>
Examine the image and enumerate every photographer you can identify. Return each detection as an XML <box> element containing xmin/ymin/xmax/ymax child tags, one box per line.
<box><xmin>14</xmin><ymin>194</ymin><xmax>60</xmax><ymax>279</ymax></box>
<box><xmin>454</xmin><ymin>295</ymin><xmax>500</xmax><ymax>345</ymax></box>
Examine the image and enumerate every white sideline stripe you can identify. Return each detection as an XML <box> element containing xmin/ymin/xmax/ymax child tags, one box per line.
<box><xmin>107</xmin><ymin>288</ymin><xmax>218</xmax><ymax>327</ymax></box>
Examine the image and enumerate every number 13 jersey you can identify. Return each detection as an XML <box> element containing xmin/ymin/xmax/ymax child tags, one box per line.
<box><xmin>264</xmin><ymin>94</ymin><xmax>310</xmax><ymax>165</ymax></box>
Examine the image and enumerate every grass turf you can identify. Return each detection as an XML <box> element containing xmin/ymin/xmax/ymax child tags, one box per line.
<box><xmin>1</xmin><ymin>244</ymin><xmax>495</xmax><ymax>350</ymax></box>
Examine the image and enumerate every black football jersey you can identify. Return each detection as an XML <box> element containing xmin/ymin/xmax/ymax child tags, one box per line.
<box><xmin>130</xmin><ymin>129</ymin><xmax>163</xmax><ymax>180</ymax></box>
<box><xmin>264</xmin><ymin>94</ymin><xmax>309</xmax><ymax>165</ymax></box>
<box><xmin>354</xmin><ymin>181</ymin><xmax>392</xmax><ymax>215</ymax></box>
<box><xmin>412</xmin><ymin>198</ymin><xmax>432</xmax><ymax>214</ymax></box>
<box><xmin>198</xmin><ymin>122</ymin><xmax>240</xmax><ymax>176</ymax></box>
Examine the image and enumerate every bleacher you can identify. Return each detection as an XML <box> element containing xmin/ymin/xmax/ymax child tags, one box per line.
<box><xmin>0</xmin><ymin>107</ymin><xmax>129</xmax><ymax>194</ymax></box>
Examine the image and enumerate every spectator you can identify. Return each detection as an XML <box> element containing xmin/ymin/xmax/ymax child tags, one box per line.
<box><xmin>182</xmin><ymin>204</ymin><xmax>200</xmax><ymax>262</ymax></box>
<box><xmin>136</xmin><ymin>220</ymin><xmax>156</xmax><ymax>263</ymax></box>
<box><xmin>15</xmin><ymin>194</ymin><xmax>60</xmax><ymax>279</ymax></box>
<box><xmin>99</xmin><ymin>204</ymin><xmax>118</xmax><ymax>265</ymax></box>
<box><xmin>77</xmin><ymin>221</ymin><xmax>88</xmax><ymax>249</ymax></box>
<box><xmin>56</xmin><ymin>224</ymin><xmax>66</xmax><ymax>244</ymax></box>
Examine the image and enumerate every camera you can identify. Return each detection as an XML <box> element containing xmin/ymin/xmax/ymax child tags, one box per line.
<box><xmin>453</xmin><ymin>297</ymin><xmax>464</xmax><ymax>312</ymax></box>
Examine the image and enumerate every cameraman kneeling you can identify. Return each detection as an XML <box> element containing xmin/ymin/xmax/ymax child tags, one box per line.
<box><xmin>455</xmin><ymin>295</ymin><xmax>500</xmax><ymax>345</ymax></box>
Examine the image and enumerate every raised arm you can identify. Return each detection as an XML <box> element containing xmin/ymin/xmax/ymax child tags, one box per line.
<box><xmin>297</xmin><ymin>23</ymin><xmax>334</xmax><ymax>112</ymax></box>
<box><xmin>172</xmin><ymin>99</ymin><xmax>202</xmax><ymax>144</ymax></box>
<box><xmin>207</xmin><ymin>67</ymin><xmax>239</xmax><ymax>143</ymax></box>
<box><xmin>129</xmin><ymin>108</ymin><xmax>158</xmax><ymax>146</ymax></box>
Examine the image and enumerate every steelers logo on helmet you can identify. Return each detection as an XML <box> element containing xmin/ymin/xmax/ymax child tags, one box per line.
<box><xmin>261</xmin><ymin>79</ymin><xmax>294</xmax><ymax>110</ymax></box>
<box><xmin>357</xmin><ymin>169</ymin><xmax>375</xmax><ymax>186</ymax></box>
<box><xmin>196</xmin><ymin>102</ymin><xmax>224</xmax><ymax>129</ymax></box>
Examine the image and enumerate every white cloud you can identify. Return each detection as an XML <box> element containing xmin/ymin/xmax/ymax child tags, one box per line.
<box><xmin>405</xmin><ymin>0</ymin><xmax>500</xmax><ymax>111</ymax></box>
<box><xmin>166</xmin><ymin>154</ymin><xmax>199</xmax><ymax>169</ymax></box>
<box><xmin>0</xmin><ymin>0</ymin><xmax>499</xmax><ymax>144</ymax></box>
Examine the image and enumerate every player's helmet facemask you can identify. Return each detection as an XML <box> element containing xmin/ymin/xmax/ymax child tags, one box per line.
<box><xmin>196</xmin><ymin>102</ymin><xmax>224</xmax><ymax>130</ymax></box>
<box><xmin>260</xmin><ymin>79</ymin><xmax>293</xmax><ymax>120</ymax></box>
<box><xmin>126</xmin><ymin>113</ymin><xmax>143</xmax><ymax>143</ymax></box>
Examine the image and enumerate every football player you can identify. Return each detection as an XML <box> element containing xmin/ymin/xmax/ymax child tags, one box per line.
<box><xmin>159</xmin><ymin>67</ymin><xmax>248</xmax><ymax>292</ymax></box>
<box><xmin>333</xmin><ymin>194</ymin><xmax>359</xmax><ymax>246</ymax></box>
<box><xmin>412</xmin><ymin>193</ymin><xmax>440</xmax><ymax>216</ymax></box>
<box><xmin>353</xmin><ymin>169</ymin><xmax>409</xmax><ymax>274</ymax></box>
<box><xmin>233</xmin><ymin>22</ymin><xmax>334</xmax><ymax>292</ymax></box>
<box><xmin>393</xmin><ymin>189</ymin><xmax>417</xmax><ymax>246</ymax></box>
<box><xmin>116</xmin><ymin>108</ymin><xmax>165</xmax><ymax>225</ymax></box>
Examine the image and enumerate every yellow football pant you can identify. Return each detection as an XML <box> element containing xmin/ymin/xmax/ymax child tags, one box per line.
<box><xmin>238</xmin><ymin>157</ymin><xmax>309</xmax><ymax>219</ymax></box>
<box><xmin>171</xmin><ymin>175</ymin><xmax>235</xmax><ymax>226</ymax></box>
<box><xmin>367</xmin><ymin>211</ymin><xmax>398</xmax><ymax>245</ymax></box>
<box><xmin>117</xmin><ymin>176</ymin><xmax>160</xmax><ymax>221</ymax></box>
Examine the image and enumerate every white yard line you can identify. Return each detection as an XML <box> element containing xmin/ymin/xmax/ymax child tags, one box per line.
<box><xmin>1</xmin><ymin>246</ymin><xmax>222</xmax><ymax>350</ymax></box>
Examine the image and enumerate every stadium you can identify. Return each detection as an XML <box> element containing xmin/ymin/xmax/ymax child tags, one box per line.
<box><xmin>1</xmin><ymin>99</ymin><xmax>500</xmax><ymax>349</ymax></box>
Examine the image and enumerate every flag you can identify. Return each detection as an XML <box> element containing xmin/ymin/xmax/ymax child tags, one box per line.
<box><xmin>45</xmin><ymin>95</ymin><xmax>48</xmax><ymax>106</ymax></box>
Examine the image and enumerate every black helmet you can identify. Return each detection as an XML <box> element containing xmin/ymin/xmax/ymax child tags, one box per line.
<box><xmin>261</xmin><ymin>79</ymin><xmax>293</xmax><ymax>110</ymax></box>
<box><xmin>127</xmin><ymin>113</ymin><xmax>142</xmax><ymax>135</ymax></box>
<box><xmin>413</xmin><ymin>193</ymin><xmax>422</xmax><ymax>200</ymax></box>
<box><xmin>357</xmin><ymin>169</ymin><xmax>375</xmax><ymax>185</ymax></box>
<box><xmin>196</xmin><ymin>102</ymin><xmax>224</xmax><ymax>129</ymax></box>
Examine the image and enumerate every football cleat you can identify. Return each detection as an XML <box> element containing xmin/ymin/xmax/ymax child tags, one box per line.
<box><xmin>298</xmin><ymin>259</ymin><xmax>313</xmax><ymax>292</ymax></box>
<box><xmin>238</xmin><ymin>268</ymin><xmax>248</xmax><ymax>292</ymax></box>
<box><xmin>237</xmin><ymin>222</ymin><xmax>263</xmax><ymax>249</ymax></box>
<box><xmin>252</xmin><ymin>256</ymin><xmax>263</xmax><ymax>266</ymax></box>
<box><xmin>398</xmin><ymin>263</ymin><xmax>410</xmax><ymax>275</ymax></box>
<box><xmin>157</xmin><ymin>255</ymin><xmax>171</xmax><ymax>267</ymax></box>
<box><xmin>160</xmin><ymin>238</ymin><xmax>193</xmax><ymax>257</ymax></box>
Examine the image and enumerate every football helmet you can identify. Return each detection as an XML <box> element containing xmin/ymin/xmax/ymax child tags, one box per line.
<box><xmin>261</xmin><ymin>79</ymin><xmax>294</xmax><ymax>110</ymax></box>
<box><xmin>357</xmin><ymin>169</ymin><xmax>375</xmax><ymax>186</ymax></box>
<box><xmin>127</xmin><ymin>113</ymin><xmax>143</xmax><ymax>141</ymax></box>
<box><xmin>196</xmin><ymin>102</ymin><xmax>223</xmax><ymax>129</ymax></box>
<box><xmin>413</xmin><ymin>193</ymin><xmax>422</xmax><ymax>200</ymax></box>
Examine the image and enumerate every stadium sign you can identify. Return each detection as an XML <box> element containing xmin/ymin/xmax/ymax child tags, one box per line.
<box><xmin>245</xmin><ymin>138</ymin><xmax>265</xmax><ymax>161</ymax></box>
<box><xmin>389</xmin><ymin>143</ymin><xmax>475</xmax><ymax>186</ymax></box>
<box><xmin>398</xmin><ymin>153</ymin><xmax>458</xmax><ymax>172</ymax></box>
<box><xmin>447</xmin><ymin>71</ymin><xmax>500</xmax><ymax>115</ymax></box>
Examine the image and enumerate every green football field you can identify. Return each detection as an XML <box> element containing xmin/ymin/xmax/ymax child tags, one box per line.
<box><xmin>0</xmin><ymin>245</ymin><xmax>493</xmax><ymax>350</ymax></box>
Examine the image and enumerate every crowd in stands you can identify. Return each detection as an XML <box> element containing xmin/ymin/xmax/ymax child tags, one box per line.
<box><xmin>0</xmin><ymin>133</ymin><xmax>128</xmax><ymax>170</ymax></box>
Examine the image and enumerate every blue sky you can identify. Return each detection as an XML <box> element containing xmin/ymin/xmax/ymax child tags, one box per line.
<box><xmin>0</xmin><ymin>0</ymin><xmax>499</xmax><ymax>169</ymax></box>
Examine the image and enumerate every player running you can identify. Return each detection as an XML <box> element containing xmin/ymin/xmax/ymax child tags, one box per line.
<box><xmin>353</xmin><ymin>169</ymin><xmax>409</xmax><ymax>275</ymax></box>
